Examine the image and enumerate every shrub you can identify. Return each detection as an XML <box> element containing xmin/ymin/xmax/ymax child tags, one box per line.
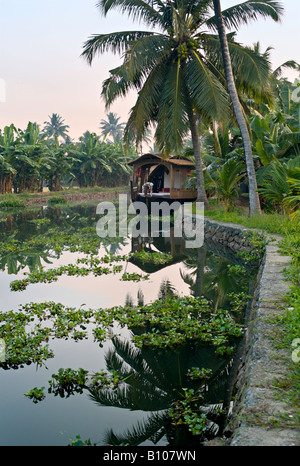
<box><xmin>0</xmin><ymin>197</ymin><xmax>25</xmax><ymax>209</ymax></box>
<box><xmin>47</xmin><ymin>196</ymin><xmax>67</xmax><ymax>205</ymax></box>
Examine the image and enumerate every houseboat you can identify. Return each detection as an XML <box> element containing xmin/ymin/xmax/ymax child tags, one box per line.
<box><xmin>128</xmin><ymin>153</ymin><xmax>197</xmax><ymax>203</ymax></box>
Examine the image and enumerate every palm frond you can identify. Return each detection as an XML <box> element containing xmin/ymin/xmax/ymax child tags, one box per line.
<box><xmin>207</xmin><ymin>1</ymin><xmax>284</xmax><ymax>32</ymax></box>
<box><xmin>185</xmin><ymin>51</ymin><xmax>229</xmax><ymax>123</ymax></box>
<box><xmin>123</xmin><ymin>33</ymin><xmax>171</xmax><ymax>81</ymax></box>
<box><xmin>97</xmin><ymin>0</ymin><xmax>164</xmax><ymax>27</ymax></box>
<box><xmin>82</xmin><ymin>31</ymin><xmax>153</xmax><ymax>64</ymax></box>
<box><xmin>124</xmin><ymin>62</ymin><xmax>167</xmax><ymax>145</ymax></box>
<box><xmin>203</xmin><ymin>34</ymin><xmax>271</xmax><ymax>95</ymax></box>
<box><xmin>272</xmin><ymin>60</ymin><xmax>300</xmax><ymax>80</ymax></box>
<box><xmin>103</xmin><ymin>411</ymin><xmax>168</xmax><ymax>446</ymax></box>
<box><xmin>155</xmin><ymin>59</ymin><xmax>191</xmax><ymax>154</ymax></box>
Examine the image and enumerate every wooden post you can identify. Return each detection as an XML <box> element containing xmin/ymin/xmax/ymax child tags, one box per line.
<box><xmin>170</xmin><ymin>165</ymin><xmax>174</xmax><ymax>198</ymax></box>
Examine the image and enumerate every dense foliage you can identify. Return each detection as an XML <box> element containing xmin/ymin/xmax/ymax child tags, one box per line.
<box><xmin>0</xmin><ymin>113</ymin><xmax>136</xmax><ymax>194</ymax></box>
<box><xmin>186</xmin><ymin>74</ymin><xmax>300</xmax><ymax>217</ymax></box>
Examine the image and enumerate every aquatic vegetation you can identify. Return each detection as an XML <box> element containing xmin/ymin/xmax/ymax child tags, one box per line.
<box><xmin>0</xmin><ymin>204</ymin><xmax>258</xmax><ymax>445</ymax></box>
<box><xmin>130</xmin><ymin>250</ymin><xmax>172</xmax><ymax>265</ymax></box>
<box><xmin>9</xmin><ymin>257</ymin><xmax>149</xmax><ymax>291</ymax></box>
<box><xmin>48</xmin><ymin>368</ymin><xmax>89</xmax><ymax>397</ymax></box>
<box><xmin>127</xmin><ymin>296</ymin><xmax>244</xmax><ymax>351</ymax></box>
<box><xmin>228</xmin><ymin>291</ymin><xmax>251</xmax><ymax>313</ymax></box>
<box><xmin>69</xmin><ymin>435</ymin><xmax>95</xmax><ymax>446</ymax></box>
<box><xmin>121</xmin><ymin>272</ymin><xmax>150</xmax><ymax>282</ymax></box>
<box><xmin>25</xmin><ymin>387</ymin><xmax>46</xmax><ymax>404</ymax></box>
<box><xmin>169</xmin><ymin>389</ymin><xmax>208</xmax><ymax>436</ymax></box>
<box><xmin>25</xmin><ymin>368</ymin><xmax>123</xmax><ymax>402</ymax></box>
<box><xmin>0</xmin><ymin>302</ymin><xmax>93</xmax><ymax>366</ymax></box>
<box><xmin>186</xmin><ymin>367</ymin><xmax>212</xmax><ymax>381</ymax></box>
<box><xmin>0</xmin><ymin>292</ymin><xmax>245</xmax><ymax>369</ymax></box>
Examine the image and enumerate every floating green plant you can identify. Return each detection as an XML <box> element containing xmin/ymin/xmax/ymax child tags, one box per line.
<box><xmin>121</xmin><ymin>272</ymin><xmax>150</xmax><ymax>282</ymax></box>
<box><xmin>130</xmin><ymin>250</ymin><xmax>172</xmax><ymax>265</ymax></box>
<box><xmin>25</xmin><ymin>387</ymin><xmax>46</xmax><ymax>404</ymax></box>
<box><xmin>0</xmin><ymin>294</ymin><xmax>244</xmax><ymax>368</ymax></box>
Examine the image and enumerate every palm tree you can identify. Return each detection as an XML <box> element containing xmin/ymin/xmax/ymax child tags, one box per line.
<box><xmin>211</xmin><ymin>0</ymin><xmax>284</xmax><ymax>215</ymax></box>
<box><xmin>43</xmin><ymin>113</ymin><xmax>70</xmax><ymax>143</ymax></box>
<box><xmin>88</xmin><ymin>336</ymin><xmax>234</xmax><ymax>445</ymax></box>
<box><xmin>99</xmin><ymin>112</ymin><xmax>125</xmax><ymax>143</ymax></box>
<box><xmin>82</xmin><ymin>0</ymin><xmax>281</xmax><ymax>210</ymax></box>
<box><xmin>82</xmin><ymin>1</ymin><xmax>231</xmax><ymax>207</ymax></box>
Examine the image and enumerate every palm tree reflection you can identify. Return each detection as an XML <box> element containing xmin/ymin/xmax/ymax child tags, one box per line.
<box><xmin>181</xmin><ymin>247</ymin><xmax>251</xmax><ymax>312</ymax></box>
<box><xmin>87</xmin><ymin>245</ymin><xmax>252</xmax><ymax>446</ymax></box>
<box><xmin>88</xmin><ymin>333</ymin><xmax>234</xmax><ymax>446</ymax></box>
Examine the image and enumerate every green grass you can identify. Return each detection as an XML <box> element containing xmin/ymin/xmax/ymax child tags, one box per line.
<box><xmin>47</xmin><ymin>196</ymin><xmax>68</xmax><ymax>205</ymax></box>
<box><xmin>203</xmin><ymin>202</ymin><xmax>300</xmax><ymax>423</ymax></box>
<box><xmin>0</xmin><ymin>195</ymin><xmax>25</xmax><ymax>209</ymax></box>
<box><xmin>14</xmin><ymin>185</ymin><xmax>129</xmax><ymax>199</ymax></box>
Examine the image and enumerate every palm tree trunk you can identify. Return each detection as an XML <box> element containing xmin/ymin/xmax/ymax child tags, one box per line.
<box><xmin>212</xmin><ymin>0</ymin><xmax>261</xmax><ymax>216</ymax></box>
<box><xmin>189</xmin><ymin>112</ymin><xmax>209</xmax><ymax>208</ymax></box>
<box><xmin>194</xmin><ymin>247</ymin><xmax>206</xmax><ymax>298</ymax></box>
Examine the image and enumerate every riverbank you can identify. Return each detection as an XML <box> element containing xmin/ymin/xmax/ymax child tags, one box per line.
<box><xmin>0</xmin><ymin>186</ymin><xmax>130</xmax><ymax>207</ymax></box>
<box><xmin>1</xmin><ymin>192</ymin><xmax>299</xmax><ymax>445</ymax></box>
<box><xmin>202</xmin><ymin>207</ymin><xmax>300</xmax><ymax>446</ymax></box>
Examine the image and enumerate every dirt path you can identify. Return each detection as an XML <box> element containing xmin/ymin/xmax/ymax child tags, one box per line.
<box><xmin>24</xmin><ymin>189</ymin><xmax>129</xmax><ymax>206</ymax></box>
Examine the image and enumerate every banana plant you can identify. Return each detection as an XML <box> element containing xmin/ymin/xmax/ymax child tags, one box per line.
<box><xmin>257</xmin><ymin>157</ymin><xmax>300</xmax><ymax>215</ymax></box>
<box><xmin>69</xmin><ymin>131</ymin><xmax>112</xmax><ymax>187</ymax></box>
<box><xmin>0</xmin><ymin>125</ymin><xmax>18</xmax><ymax>193</ymax></box>
<box><xmin>12</xmin><ymin>122</ymin><xmax>47</xmax><ymax>193</ymax></box>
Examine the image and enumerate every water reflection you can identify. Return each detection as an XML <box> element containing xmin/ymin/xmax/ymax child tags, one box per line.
<box><xmin>0</xmin><ymin>204</ymin><xmax>127</xmax><ymax>274</ymax></box>
<box><xmin>0</xmin><ymin>203</ymin><xmax>257</xmax><ymax>446</ymax></box>
<box><xmin>88</xmin><ymin>334</ymin><xmax>233</xmax><ymax>446</ymax></box>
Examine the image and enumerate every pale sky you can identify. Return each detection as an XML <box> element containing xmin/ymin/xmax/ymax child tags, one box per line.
<box><xmin>0</xmin><ymin>0</ymin><xmax>299</xmax><ymax>141</ymax></box>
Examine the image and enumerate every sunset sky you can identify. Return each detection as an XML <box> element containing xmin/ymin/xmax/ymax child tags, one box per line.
<box><xmin>0</xmin><ymin>0</ymin><xmax>299</xmax><ymax>141</ymax></box>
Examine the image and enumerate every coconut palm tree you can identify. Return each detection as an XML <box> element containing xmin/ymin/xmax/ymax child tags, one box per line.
<box><xmin>211</xmin><ymin>0</ymin><xmax>284</xmax><ymax>215</ymax></box>
<box><xmin>42</xmin><ymin>113</ymin><xmax>70</xmax><ymax>143</ymax></box>
<box><xmin>88</xmin><ymin>336</ymin><xmax>234</xmax><ymax>445</ymax></box>
<box><xmin>82</xmin><ymin>0</ymin><xmax>281</xmax><ymax>210</ymax></box>
<box><xmin>99</xmin><ymin>112</ymin><xmax>125</xmax><ymax>143</ymax></box>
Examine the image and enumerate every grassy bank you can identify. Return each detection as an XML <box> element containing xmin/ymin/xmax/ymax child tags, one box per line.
<box><xmin>0</xmin><ymin>185</ymin><xmax>129</xmax><ymax>199</ymax></box>
<box><xmin>0</xmin><ymin>186</ymin><xmax>130</xmax><ymax>209</ymax></box>
<box><xmin>203</xmin><ymin>203</ymin><xmax>300</xmax><ymax>425</ymax></box>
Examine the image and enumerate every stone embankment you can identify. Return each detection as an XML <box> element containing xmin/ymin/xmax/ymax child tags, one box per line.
<box><xmin>203</xmin><ymin>218</ymin><xmax>300</xmax><ymax>447</ymax></box>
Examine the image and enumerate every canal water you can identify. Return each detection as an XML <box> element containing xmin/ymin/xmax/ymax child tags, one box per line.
<box><xmin>0</xmin><ymin>202</ymin><xmax>256</xmax><ymax>446</ymax></box>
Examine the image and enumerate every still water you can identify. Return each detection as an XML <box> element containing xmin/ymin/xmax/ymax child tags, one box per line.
<box><xmin>0</xmin><ymin>202</ymin><xmax>255</xmax><ymax>446</ymax></box>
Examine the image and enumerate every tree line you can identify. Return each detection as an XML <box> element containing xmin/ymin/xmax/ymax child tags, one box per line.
<box><xmin>1</xmin><ymin>1</ymin><xmax>299</xmax><ymax>218</ymax></box>
<box><xmin>0</xmin><ymin>112</ymin><xmax>136</xmax><ymax>194</ymax></box>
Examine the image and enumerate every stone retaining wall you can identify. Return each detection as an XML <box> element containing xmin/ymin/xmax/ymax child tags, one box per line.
<box><xmin>203</xmin><ymin>218</ymin><xmax>263</xmax><ymax>267</ymax></box>
<box><xmin>203</xmin><ymin>218</ymin><xmax>300</xmax><ymax>446</ymax></box>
